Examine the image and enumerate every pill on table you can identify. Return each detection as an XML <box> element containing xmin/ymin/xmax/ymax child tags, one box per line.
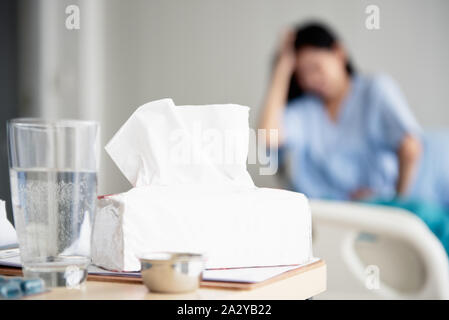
<box><xmin>21</xmin><ymin>278</ymin><xmax>46</xmax><ymax>295</ymax></box>
<box><xmin>0</xmin><ymin>281</ymin><xmax>22</xmax><ymax>299</ymax></box>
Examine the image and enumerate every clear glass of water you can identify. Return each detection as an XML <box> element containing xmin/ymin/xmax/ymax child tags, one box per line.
<box><xmin>7</xmin><ymin>118</ymin><xmax>99</xmax><ymax>288</ymax></box>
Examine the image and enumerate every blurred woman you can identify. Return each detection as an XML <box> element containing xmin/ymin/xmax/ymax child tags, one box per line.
<box><xmin>260</xmin><ymin>22</ymin><xmax>449</xmax><ymax>254</ymax></box>
<box><xmin>260</xmin><ymin>22</ymin><xmax>449</xmax><ymax>205</ymax></box>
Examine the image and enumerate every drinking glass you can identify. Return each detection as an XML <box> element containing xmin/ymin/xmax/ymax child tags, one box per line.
<box><xmin>7</xmin><ymin>118</ymin><xmax>99</xmax><ymax>288</ymax></box>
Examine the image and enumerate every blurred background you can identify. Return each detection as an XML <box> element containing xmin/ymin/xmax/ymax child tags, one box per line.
<box><xmin>1</xmin><ymin>0</ymin><xmax>449</xmax><ymax>299</ymax></box>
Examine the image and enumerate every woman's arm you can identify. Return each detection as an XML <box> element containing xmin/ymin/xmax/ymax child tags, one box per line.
<box><xmin>259</xmin><ymin>31</ymin><xmax>296</xmax><ymax>149</ymax></box>
<box><xmin>351</xmin><ymin>134</ymin><xmax>421</xmax><ymax>201</ymax></box>
<box><xmin>396</xmin><ymin>134</ymin><xmax>422</xmax><ymax>196</ymax></box>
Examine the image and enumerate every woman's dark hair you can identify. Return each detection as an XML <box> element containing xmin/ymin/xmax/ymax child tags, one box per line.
<box><xmin>285</xmin><ymin>22</ymin><xmax>355</xmax><ymax>103</ymax></box>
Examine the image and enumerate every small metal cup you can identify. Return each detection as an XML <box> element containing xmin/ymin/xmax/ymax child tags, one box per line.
<box><xmin>139</xmin><ymin>252</ymin><xmax>205</xmax><ymax>293</ymax></box>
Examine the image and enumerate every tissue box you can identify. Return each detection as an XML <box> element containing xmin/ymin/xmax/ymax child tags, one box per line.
<box><xmin>91</xmin><ymin>98</ymin><xmax>313</xmax><ymax>271</ymax></box>
<box><xmin>92</xmin><ymin>185</ymin><xmax>313</xmax><ymax>271</ymax></box>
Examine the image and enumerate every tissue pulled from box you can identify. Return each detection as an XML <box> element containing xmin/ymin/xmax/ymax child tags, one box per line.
<box><xmin>104</xmin><ymin>98</ymin><xmax>254</xmax><ymax>188</ymax></box>
<box><xmin>92</xmin><ymin>98</ymin><xmax>313</xmax><ymax>271</ymax></box>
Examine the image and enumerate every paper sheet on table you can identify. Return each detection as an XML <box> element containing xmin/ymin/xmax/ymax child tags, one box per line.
<box><xmin>0</xmin><ymin>252</ymin><xmax>141</xmax><ymax>277</ymax></box>
<box><xmin>0</xmin><ymin>199</ymin><xmax>17</xmax><ymax>249</ymax></box>
<box><xmin>0</xmin><ymin>249</ymin><xmax>20</xmax><ymax>267</ymax></box>
<box><xmin>202</xmin><ymin>258</ymin><xmax>319</xmax><ymax>283</ymax></box>
<box><xmin>0</xmin><ymin>252</ymin><xmax>318</xmax><ymax>285</ymax></box>
<box><xmin>87</xmin><ymin>259</ymin><xmax>320</xmax><ymax>283</ymax></box>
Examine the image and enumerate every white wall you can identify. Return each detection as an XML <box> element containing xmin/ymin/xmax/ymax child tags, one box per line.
<box><xmin>19</xmin><ymin>0</ymin><xmax>449</xmax><ymax>194</ymax></box>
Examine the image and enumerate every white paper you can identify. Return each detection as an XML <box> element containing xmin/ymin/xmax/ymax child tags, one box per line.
<box><xmin>0</xmin><ymin>254</ymin><xmax>316</xmax><ymax>285</ymax></box>
<box><xmin>0</xmin><ymin>199</ymin><xmax>17</xmax><ymax>249</ymax></box>
<box><xmin>105</xmin><ymin>98</ymin><xmax>254</xmax><ymax>188</ymax></box>
<box><xmin>0</xmin><ymin>248</ymin><xmax>20</xmax><ymax>261</ymax></box>
<box><xmin>202</xmin><ymin>258</ymin><xmax>319</xmax><ymax>283</ymax></box>
<box><xmin>0</xmin><ymin>253</ymin><xmax>141</xmax><ymax>277</ymax></box>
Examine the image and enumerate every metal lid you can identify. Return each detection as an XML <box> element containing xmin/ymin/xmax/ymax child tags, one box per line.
<box><xmin>139</xmin><ymin>252</ymin><xmax>204</xmax><ymax>264</ymax></box>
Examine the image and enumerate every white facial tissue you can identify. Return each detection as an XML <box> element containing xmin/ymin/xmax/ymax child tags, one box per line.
<box><xmin>0</xmin><ymin>199</ymin><xmax>17</xmax><ymax>248</ymax></box>
<box><xmin>91</xmin><ymin>98</ymin><xmax>313</xmax><ymax>271</ymax></box>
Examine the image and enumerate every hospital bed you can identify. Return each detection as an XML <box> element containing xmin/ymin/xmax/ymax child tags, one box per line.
<box><xmin>310</xmin><ymin>199</ymin><xmax>449</xmax><ymax>299</ymax></box>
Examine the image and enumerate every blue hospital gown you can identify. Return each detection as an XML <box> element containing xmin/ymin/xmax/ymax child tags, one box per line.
<box><xmin>281</xmin><ymin>73</ymin><xmax>449</xmax><ymax>205</ymax></box>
